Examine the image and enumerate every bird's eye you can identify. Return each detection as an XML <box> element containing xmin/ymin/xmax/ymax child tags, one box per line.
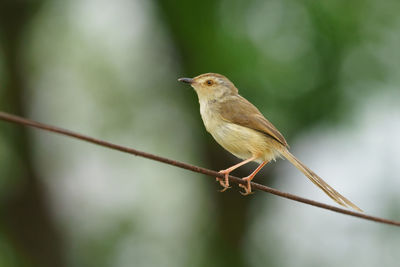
<box><xmin>206</xmin><ymin>80</ymin><xmax>214</xmax><ymax>86</ymax></box>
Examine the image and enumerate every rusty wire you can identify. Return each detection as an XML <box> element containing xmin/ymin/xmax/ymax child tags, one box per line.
<box><xmin>1</xmin><ymin>111</ymin><xmax>399</xmax><ymax>227</ymax></box>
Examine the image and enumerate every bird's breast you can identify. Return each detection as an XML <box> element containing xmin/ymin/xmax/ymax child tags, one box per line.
<box><xmin>199</xmin><ymin>101</ymin><xmax>219</xmax><ymax>133</ymax></box>
<box><xmin>199</xmin><ymin>100</ymin><xmax>280</xmax><ymax>162</ymax></box>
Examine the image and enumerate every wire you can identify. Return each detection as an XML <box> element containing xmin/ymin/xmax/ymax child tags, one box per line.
<box><xmin>1</xmin><ymin>111</ymin><xmax>399</xmax><ymax>227</ymax></box>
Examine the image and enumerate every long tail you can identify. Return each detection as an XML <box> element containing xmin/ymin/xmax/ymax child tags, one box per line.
<box><xmin>280</xmin><ymin>149</ymin><xmax>362</xmax><ymax>212</ymax></box>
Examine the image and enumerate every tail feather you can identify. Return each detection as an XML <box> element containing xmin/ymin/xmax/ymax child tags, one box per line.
<box><xmin>281</xmin><ymin>149</ymin><xmax>362</xmax><ymax>212</ymax></box>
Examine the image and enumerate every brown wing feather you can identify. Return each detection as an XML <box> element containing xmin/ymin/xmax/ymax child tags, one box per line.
<box><xmin>219</xmin><ymin>96</ymin><xmax>288</xmax><ymax>147</ymax></box>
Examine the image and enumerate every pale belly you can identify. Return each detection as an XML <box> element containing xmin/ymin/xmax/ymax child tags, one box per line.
<box><xmin>206</xmin><ymin>120</ymin><xmax>281</xmax><ymax>163</ymax></box>
<box><xmin>199</xmin><ymin>100</ymin><xmax>282</xmax><ymax>163</ymax></box>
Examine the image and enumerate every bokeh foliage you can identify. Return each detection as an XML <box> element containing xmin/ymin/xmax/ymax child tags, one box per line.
<box><xmin>1</xmin><ymin>0</ymin><xmax>400</xmax><ymax>267</ymax></box>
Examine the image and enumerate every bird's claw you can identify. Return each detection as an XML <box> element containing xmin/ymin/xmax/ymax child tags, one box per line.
<box><xmin>239</xmin><ymin>189</ymin><xmax>254</xmax><ymax>196</ymax></box>
<box><xmin>239</xmin><ymin>177</ymin><xmax>253</xmax><ymax>196</ymax></box>
<box><xmin>219</xmin><ymin>186</ymin><xmax>231</xmax><ymax>192</ymax></box>
<box><xmin>216</xmin><ymin>171</ymin><xmax>231</xmax><ymax>192</ymax></box>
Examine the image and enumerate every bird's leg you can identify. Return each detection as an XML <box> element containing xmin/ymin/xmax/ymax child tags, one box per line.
<box><xmin>217</xmin><ymin>156</ymin><xmax>257</xmax><ymax>192</ymax></box>
<box><xmin>239</xmin><ymin>161</ymin><xmax>268</xmax><ymax>195</ymax></box>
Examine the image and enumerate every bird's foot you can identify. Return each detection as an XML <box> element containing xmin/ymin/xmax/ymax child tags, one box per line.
<box><xmin>216</xmin><ymin>170</ymin><xmax>231</xmax><ymax>192</ymax></box>
<box><xmin>239</xmin><ymin>176</ymin><xmax>254</xmax><ymax>196</ymax></box>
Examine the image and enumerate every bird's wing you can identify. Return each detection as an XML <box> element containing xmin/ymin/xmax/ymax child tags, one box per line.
<box><xmin>219</xmin><ymin>96</ymin><xmax>288</xmax><ymax>147</ymax></box>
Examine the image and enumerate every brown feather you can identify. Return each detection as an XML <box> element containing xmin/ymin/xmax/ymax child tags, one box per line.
<box><xmin>218</xmin><ymin>95</ymin><xmax>288</xmax><ymax>147</ymax></box>
<box><xmin>281</xmin><ymin>149</ymin><xmax>363</xmax><ymax>211</ymax></box>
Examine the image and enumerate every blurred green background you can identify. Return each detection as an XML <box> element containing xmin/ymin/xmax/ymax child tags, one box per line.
<box><xmin>1</xmin><ymin>0</ymin><xmax>400</xmax><ymax>266</ymax></box>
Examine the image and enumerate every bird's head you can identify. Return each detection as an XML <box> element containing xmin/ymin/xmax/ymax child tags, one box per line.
<box><xmin>178</xmin><ymin>73</ymin><xmax>238</xmax><ymax>101</ymax></box>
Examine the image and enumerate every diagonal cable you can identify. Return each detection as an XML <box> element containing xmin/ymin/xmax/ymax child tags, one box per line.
<box><xmin>0</xmin><ymin>111</ymin><xmax>399</xmax><ymax>227</ymax></box>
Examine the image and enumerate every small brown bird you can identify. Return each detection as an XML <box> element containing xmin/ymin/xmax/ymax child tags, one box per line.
<box><xmin>179</xmin><ymin>73</ymin><xmax>362</xmax><ymax>211</ymax></box>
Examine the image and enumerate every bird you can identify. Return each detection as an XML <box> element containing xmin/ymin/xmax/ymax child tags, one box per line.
<box><xmin>178</xmin><ymin>73</ymin><xmax>362</xmax><ymax>212</ymax></box>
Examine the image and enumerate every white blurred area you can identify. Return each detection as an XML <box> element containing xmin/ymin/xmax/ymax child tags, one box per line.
<box><xmin>28</xmin><ymin>1</ymin><xmax>208</xmax><ymax>266</ymax></box>
<box><xmin>24</xmin><ymin>0</ymin><xmax>400</xmax><ymax>267</ymax></box>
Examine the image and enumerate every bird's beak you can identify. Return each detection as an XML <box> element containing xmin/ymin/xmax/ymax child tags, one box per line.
<box><xmin>178</xmin><ymin>77</ymin><xmax>194</xmax><ymax>84</ymax></box>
